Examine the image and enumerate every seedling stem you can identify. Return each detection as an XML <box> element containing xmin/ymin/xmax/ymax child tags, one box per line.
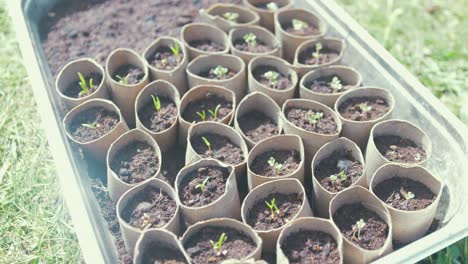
<box><xmin>82</xmin><ymin>123</ymin><xmax>98</xmax><ymax>129</ymax></box>
<box><xmin>77</xmin><ymin>72</ymin><xmax>93</xmax><ymax>95</ymax></box>
<box><xmin>213</xmin><ymin>66</ymin><xmax>228</xmax><ymax>79</ymax></box>
<box><xmin>268</xmin><ymin>157</ymin><xmax>283</xmax><ymax>174</ymax></box>
<box><xmin>312</xmin><ymin>43</ymin><xmax>323</xmax><ymax>59</ymax></box>
<box><xmin>195</xmin><ymin>177</ymin><xmax>210</xmax><ymax>192</ymax></box>
<box><xmin>223</xmin><ymin>12</ymin><xmax>239</xmax><ymax>22</ymax></box>
<box><xmin>202</xmin><ymin>136</ymin><xmax>211</xmax><ymax>152</ymax></box>
<box><xmin>210</xmin><ymin>233</ymin><xmax>228</xmax><ymax>255</ymax></box>
<box><xmin>208</xmin><ymin>104</ymin><xmax>222</xmax><ymax>119</ymax></box>
<box><xmin>170</xmin><ymin>41</ymin><xmax>180</xmax><ymax>56</ymax></box>
<box><xmin>265</xmin><ymin>198</ymin><xmax>281</xmax><ymax>219</ymax></box>
<box><xmin>151</xmin><ymin>95</ymin><xmax>161</xmax><ymax>112</ymax></box>
<box><xmin>292</xmin><ymin>19</ymin><xmax>309</xmax><ymax>31</ymax></box>
<box><xmin>196</xmin><ymin>110</ymin><xmax>207</xmax><ymax>121</ymax></box>
<box><xmin>352</xmin><ymin>219</ymin><xmax>366</xmax><ymax>240</ymax></box>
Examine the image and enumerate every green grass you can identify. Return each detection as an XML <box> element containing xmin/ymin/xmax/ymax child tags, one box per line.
<box><xmin>0</xmin><ymin>0</ymin><xmax>466</xmax><ymax>263</ymax></box>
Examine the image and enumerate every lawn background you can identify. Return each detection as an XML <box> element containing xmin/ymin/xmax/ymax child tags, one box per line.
<box><xmin>0</xmin><ymin>0</ymin><xmax>466</xmax><ymax>263</ymax></box>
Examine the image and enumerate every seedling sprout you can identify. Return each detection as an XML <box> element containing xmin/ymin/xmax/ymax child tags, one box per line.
<box><xmin>359</xmin><ymin>102</ymin><xmax>372</xmax><ymax>112</ymax></box>
<box><xmin>265</xmin><ymin>198</ymin><xmax>281</xmax><ymax>219</ymax></box>
<box><xmin>414</xmin><ymin>153</ymin><xmax>422</xmax><ymax>161</ymax></box>
<box><xmin>208</xmin><ymin>104</ymin><xmax>222</xmax><ymax>119</ymax></box>
<box><xmin>292</xmin><ymin>19</ymin><xmax>309</xmax><ymax>31</ymax></box>
<box><xmin>115</xmin><ymin>74</ymin><xmax>130</xmax><ymax>85</ymax></box>
<box><xmin>213</xmin><ymin>66</ymin><xmax>228</xmax><ymax>79</ymax></box>
<box><xmin>308</xmin><ymin>110</ymin><xmax>323</xmax><ymax>125</ymax></box>
<box><xmin>243</xmin><ymin>32</ymin><xmax>257</xmax><ymax>48</ymax></box>
<box><xmin>170</xmin><ymin>41</ymin><xmax>180</xmax><ymax>56</ymax></box>
<box><xmin>195</xmin><ymin>177</ymin><xmax>210</xmax><ymax>192</ymax></box>
<box><xmin>202</xmin><ymin>136</ymin><xmax>211</xmax><ymax>152</ymax></box>
<box><xmin>210</xmin><ymin>233</ymin><xmax>228</xmax><ymax>255</ymax></box>
<box><xmin>77</xmin><ymin>72</ymin><xmax>93</xmax><ymax>95</ymax></box>
<box><xmin>223</xmin><ymin>12</ymin><xmax>239</xmax><ymax>22</ymax></box>
<box><xmin>268</xmin><ymin>157</ymin><xmax>283</xmax><ymax>174</ymax></box>
<box><xmin>330</xmin><ymin>76</ymin><xmax>343</xmax><ymax>90</ymax></box>
<box><xmin>312</xmin><ymin>42</ymin><xmax>323</xmax><ymax>59</ymax></box>
<box><xmin>151</xmin><ymin>95</ymin><xmax>161</xmax><ymax>112</ymax></box>
<box><xmin>263</xmin><ymin>71</ymin><xmax>280</xmax><ymax>86</ymax></box>
<box><xmin>82</xmin><ymin>123</ymin><xmax>98</xmax><ymax>129</ymax></box>
<box><xmin>352</xmin><ymin>218</ymin><xmax>366</xmax><ymax>240</ymax></box>
<box><xmin>266</xmin><ymin>2</ymin><xmax>279</xmax><ymax>11</ymax></box>
<box><xmin>330</xmin><ymin>170</ymin><xmax>346</xmax><ymax>183</ymax></box>
<box><xmin>404</xmin><ymin>191</ymin><xmax>415</xmax><ymax>200</ymax></box>
<box><xmin>196</xmin><ymin>110</ymin><xmax>207</xmax><ymax>121</ymax></box>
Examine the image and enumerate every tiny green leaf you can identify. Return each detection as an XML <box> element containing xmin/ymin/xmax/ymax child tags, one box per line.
<box><xmin>266</xmin><ymin>2</ymin><xmax>279</xmax><ymax>11</ymax></box>
<box><xmin>330</xmin><ymin>76</ymin><xmax>343</xmax><ymax>90</ymax></box>
<box><xmin>353</xmin><ymin>218</ymin><xmax>366</xmax><ymax>240</ymax></box>
<box><xmin>223</xmin><ymin>12</ymin><xmax>239</xmax><ymax>22</ymax></box>
<box><xmin>195</xmin><ymin>177</ymin><xmax>210</xmax><ymax>192</ymax></box>
<box><xmin>202</xmin><ymin>136</ymin><xmax>211</xmax><ymax>152</ymax></box>
<box><xmin>170</xmin><ymin>41</ymin><xmax>180</xmax><ymax>56</ymax></box>
<box><xmin>77</xmin><ymin>72</ymin><xmax>90</xmax><ymax>95</ymax></box>
<box><xmin>308</xmin><ymin>111</ymin><xmax>323</xmax><ymax>125</ymax></box>
<box><xmin>312</xmin><ymin>43</ymin><xmax>323</xmax><ymax>59</ymax></box>
<box><xmin>196</xmin><ymin>110</ymin><xmax>207</xmax><ymax>121</ymax></box>
<box><xmin>243</xmin><ymin>32</ymin><xmax>257</xmax><ymax>48</ymax></box>
<box><xmin>213</xmin><ymin>66</ymin><xmax>228</xmax><ymax>79</ymax></box>
<box><xmin>359</xmin><ymin>102</ymin><xmax>372</xmax><ymax>112</ymax></box>
<box><xmin>208</xmin><ymin>104</ymin><xmax>222</xmax><ymax>119</ymax></box>
<box><xmin>263</xmin><ymin>71</ymin><xmax>280</xmax><ymax>86</ymax></box>
<box><xmin>265</xmin><ymin>198</ymin><xmax>281</xmax><ymax>219</ymax></box>
<box><xmin>151</xmin><ymin>95</ymin><xmax>161</xmax><ymax>112</ymax></box>
<box><xmin>115</xmin><ymin>74</ymin><xmax>129</xmax><ymax>85</ymax></box>
<box><xmin>82</xmin><ymin>123</ymin><xmax>97</xmax><ymax>129</ymax></box>
<box><xmin>210</xmin><ymin>233</ymin><xmax>228</xmax><ymax>254</ymax></box>
<box><xmin>292</xmin><ymin>19</ymin><xmax>309</xmax><ymax>31</ymax></box>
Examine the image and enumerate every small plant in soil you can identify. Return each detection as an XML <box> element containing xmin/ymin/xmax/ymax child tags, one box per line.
<box><xmin>308</xmin><ymin>110</ymin><xmax>323</xmax><ymax>125</ymax></box>
<box><xmin>292</xmin><ymin>19</ymin><xmax>309</xmax><ymax>31</ymax></box>
<box><xmin>359</xmin><ymin>102</ymin><xmax>372</xmax><ymax>113</ymax></box>
<box><xmin>375</xmin><ymin>136</ymin><xmax>427</xmax><ymax>163</ymax></box>
<box><xmin>115</xmin><ymin>74</ymin><xmax>129</xmax><ymax>85</ymax></box>
<box><xmin>151</xmin><ymin>95</ymin><xmax>161</xmax><ymax>112</ymax></box>
<box><xmin>213</xmin><ymin>66</ymin><xmax>228</xmax><ymax>79</ymax></box>
<box><xmin>196</xmin><ymin>110</ymin><xmax>207</xmax><ymax>121</ymax></box>
<box><xmin>402</xmin><ymin>189</ymin><xmax>415</xmax><ymax>200</ymax></box>
<box><xmin>77</xmin><ymin>72</ymin><xmax>94</xmax><ymax>96</ymax></box>
<box><xmin>223</xmin><ymin>12</ymin><xmax>239</xmax><ymax>22</ymax></box>
<box><xmin>266</xmin><ymin>2</ymin><xmax>279</xmax><ymax>11</ymax></box>
<box><xmin>192</xmin><ymin>134</ymin><xmax>245</xmax><ymax>165</ymax></box>
<box><xmin>329</xmin><ymin>170</ymin><xmax>346</xmax><ymax>184</ymax></box>
<box><xmin>81</xmin><ymin>122</ymin><xmax>99</xmax><ymax>129</ymax></box>
<box><xmin>195</xmin><ymin>177</ymin><xmax>210</xmax><ymax>192</ymax></box>
<box><xmin>170</xmin><ymin>41</ymin><xmax>180</xmax><ymax>57</ymax></box>
<box><xmin>243</xmin><ymin>32</ymin><xmax>257</xmax><ymax>48</ymax></box>
<box><xmin>330</xmin><ymin>76</ymin><xmax>343</xmax><ymax>91</ymax></box>
<box><xmin>202</xmin><ymin>136</ymin><xmax>212</xmax><ymax>152</ymax></box>
<box><xmin>263</xmin><ymin>70</ymin><xmax>280</xmax><ymax>86</ymax></box>
<box><xmin>208</xmin><ymin>104</ymin><xmax>222</xmax><ymax>119</ymax></box>
<box><xmin>352</xmin><ymin>218</ymin><xmax>366</xmax><ymax>241</ymax></box>
<box><xmin>267</xmin><ymin>157</ymin><xmax>283</xmax><ymax>175</ymax></box>
<box><xmin>265</xmin><ymin>198</ymin><xmax>282</xmax><ymax>220</ymax></box>
<box><xmin>312</xmin><ymin>42</ymin><xmax>323</xmax><ymax>60</ymax></box>
<box><xmin>210</xmin><ymin>233</ymin><xmax>228</xmax><ymax>256</ymax></box>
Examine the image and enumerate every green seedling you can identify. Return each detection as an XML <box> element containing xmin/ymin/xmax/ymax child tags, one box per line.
<box><xmin>223</xmin><ymin>12</ymin><xmax>239</xmax><ymax>22</ymax></box>
<box><xmin>268</xmin><ymin>157</ymin><xmax>283</xmax><ymax>174</ymax></box>
<box><xmin>352</xmin><ymin>219</ymin><xmax>366</xmax><ymax>240</ymax></box>
<box><xmin>170</xmin><ymin>41</ymin><xmax>180</xmax><ymax>56</ymax></box>
<box><xmin>115</xmin><ymin>74</ymin><xmax>130</xmax><ymax>85</ymax></box>
<box><xmin>82</xmin><ymin>123</ymin><xmax>98</xmax><ymax>129</ymax></box>
<box><xmin>151</xmin><ymin>95</ymin><xmax>161</xmax><ymax>112</ymax></box>
<box><xmin>202</xmin><ymin>136</ymin><xmax>211</xmax><ymax>152</ymax></box>
<box><xmin>330</xmin><ymin>170</ymin><xmax>346</xmax><ymax>183</ymax></box>
<box><xmin>404</xmin><ymin>191</ymin><xmax>415</xmax><ymax>200</ymax></box>
<box><xmin>195</xmin><ymin>177</ymin><xmax>210</xmax><ymax>192</ymax></box>
<box><xmin>161</xmin><ymin>58</ymin><xmax>168</xmax><ymax>66</ymax></box>
<box><xmin>208</xmin><ymin>104</ymin><xmax>222</xmax><ymax>119</ymax></box>
<box><xmin>266</xmin><ymin>2</ymin><xmax>279</xmax><ymax>11</ymax></box>
<box><xmin>330</xmin><ymin>76</ymin><xmax>343</xmax><ymax>90</ymax></box>
<box><xmin>359</xmin><ymin>102</ymin><xmax>372</xmax><ymax>112</ymax></box>
<box><xmin>292</xmin><ymin>19</ymin><xmax>309</xmax><ymax>31</ymax></box>
<box><xmin>265</xmin><ymin>198</ymin><xmax>281</xmax><ymax>219</ymax></box>
<box><xmin>312</xmin><ymin>42</ymin><xmax>323</xmax><ymax>60</ymax></box>
<box><xmin>308</xmin><ymin>110</ymin><xmax>323</xmax><ymax>125</ymax></box>
<box><xmin>196</xmin><ymin>110</ymin><xmax>207</xmax><ymax>121</ymax></box>
<box><xmin>213</xmin><ymin>66</ymin><xmax>228</xmax><ymax>79</ymax></box>
<box><xmin>77</xmin><ymin>72</ymin><xmax>93</xmax><ymax>95</ymax></box>
<box><xmin>210</xmin><ymin>233</ymin><xmax>228</xmax><ymax>255</ymax></box>
<box><xmin>243</xmin><ymin>32</ymin><xmax>257</xmax><ymax>48</ymax></box>
<box><xmin>414</xmin><ymin>153</ymin><xmax>422</xmax><ymax>161</ymax></box>
<box><xmin>263</xmin><ymin>71</ymin><xmax>280</xmax><ymax>86</ymax></box>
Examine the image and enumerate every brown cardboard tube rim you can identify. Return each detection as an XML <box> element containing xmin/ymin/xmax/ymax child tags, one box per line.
<box><xmin>186</xmin><ymin>54</ymin><xmax>246</xmax><ymax>83</ymax></box>
<box><xmin>294</xmin><ymin>37</ymin><xmax>346</xmax><ymax>66</ymax></box>
<box><xmin>243</xmin><ymin>0</ymin><xmax>294</xmax><ymax>13</ymax></box>
<box><xmin>142</xmin><ymin>36</ymin><xmax>188</xmax><ymax>74</ymax></box>
<box><xmin>201</xmin><ymin>3</ymin><xmax>260</xmax><ymax>26</ymax></box>
<box><xmin>229</xmin><ymin>25</ymin><xmax>281</xmax><ymax>56</ymax></box>
<box><xmin>275</xmin><ymin>8</ymin><xmax>327</xmax><ymax>39</ymax></box>
<box><xmin>105</xmin><ymin>48</ymin><xmax>149</xmax><ymax>87</ymax></box>
<box><xmin>248</xmin><ymin>55</ymin><xmax>298</xmax><ymax>94</ymax></box>
<box><xmin>181</xmin><ymin>22</ymin><xmax>230</xmax><ymax>53</ymax></box>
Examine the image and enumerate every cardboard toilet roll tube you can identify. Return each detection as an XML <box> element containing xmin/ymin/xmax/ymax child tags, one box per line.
<box><xmin>135</xmin><ymin>80</ymin><xmax>180</xmax><ymax>152</ymax></box>
<box><xmin>142</xmin><ymin>37</ymin><xmax>188</xmax><ymax>95</ymax></box>
<box><xmin>62</xmin><ymin>99</ymin><xmax>129</xmax><ymax>164</ymax></box>
<box><xmin>175</xmin><ymin>159</ymin><xmax>240</xmax><ymax>225</ymax></box>
<box><xmin>116</xmin><ymin>178</ymin><xmax>181</xmax><ymax>256</ymax></box>
<box><xmin>229</xmin><ymin>25</ymin><xmax>282</xmax><ymax>64</ymax></box>
<box><xmin>329</xmin><ymin>186</ymin><xmax>393</xmax><ymax>264</ymax></box>
<box><xmin>186</xmin><ymin>121</ymin><xmax>248</xmax><ymax>182</ymax></box>
<box><xmin>178</xmin><ymin>85</ymin><xmax>236</xmax><ymax>145</ymax></box>
<box><xmin>133</xmin><ymin>228</ymin><xmax>191</xmax><ymax>264</ymax></box>
<box><xmin>334</xmin><ymin>87</ymin><xmax>395</xmax><ymax>150</ymax></box>
<box><xmin>105</xmin><ymin>48</ymin><xmax>149</xmax><ymax>127</ymax></box>
<box><xmin>248</xmin><ymin>55</ymin><xmax>298</xmax><ymax>106</ymax></box>
<box><xmin>199</xmin><ymin>3</ymin><xmax>260</xmax><ymax>32</ymax></box>
<box><xmin>247</xmin><ymin>134</ymin><xmax>305</xmax><ymax>190</ymax></box>
<box><xmin>293</xmin><ymin>38</ymin><xmax>346</xmax><ymax>78</ymax></box>
<box><xmin>365</xmin><ymin>119</ymin><xmax>432</xmax><ymax>185</ymax></box>
<box><xmin>181</xmin><ymin>218</ymin><xmax>263</xmax><ymax>262</ymax></box>
<box><xmin>276</xmin><ymin>217</ymin><xmax>344</xmax><ymax>264</ymax></box>
<box><xmin>186</xmin><ymin>54</ymin><xmax>247</xmax><ymax>101</ymax></box>
<box><xmin>234</xmin><ymin>92</ymin><xmax>283</xmax><ymax>149</ymax></box>
<box><xmin>281</xmin><ymin>98</ymin><xmax>342</xmax><ymax>168</ymax></box>
<box><xmin>274</xmin><ymin>8</ymin><xmax>327</xmax><ymax>63</ymax></box>
<box><xmin>107</xmin><ymin>129</ymin><xmax>163</xmax><ymax>202</ymax></box>
<box><xmin>56</xmin><ymin>58</ymin><xmax>109</xmax><ymax>109</ymax></box>
<box><xmin>242</xmin><ymin>0</ymin><xmax>294</xmax><ymax>32</ymax></box>
<box><xmin>241</xmin><ymin>179</ymin><xmax>313</xmax><ymax>252</ymax></box>
<box><xmin>311</xmin><ymin>137</ymin><xmax>366</xmax><ymax>218</ymax></box>
<box><xmin>299</xmin><ymin>65</ymin><xmax>362</xmax><ymax>108</ymax></box>
<box><xmin>181</xmin><ymin>23</ymin><xmax>230</xmax><ymax>61</ymax></box>
<box><xmin>370</xmin><ymin>164</ymin><xmax>443</xmax><ymax>243</ymax></box>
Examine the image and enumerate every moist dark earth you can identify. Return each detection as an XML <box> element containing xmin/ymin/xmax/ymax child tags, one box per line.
<box><xmin>188</xmin><ymin>40</ymin><xmax>226</xmax><ymax>52</ymax></box>
<box><xmin>250</xmin><ymin>150</ymin><xmax>301</xmax><ymax>177</ymax></box>
<box><xmin>141</xmin><ymin>244</ymin><xmax>188</xmax><ymax>264</ymax></box>
<box><xmin>138</xmin><ymin>96</ymin><xmax>178</xmax><ymax>133</ymax></box>
<box><xmin>68</xmin><ymin>106</ymin><xmax>119</xmax><ymax>143</ymax></box>
<box><xmin>299</xmin><ymin>46</ymin><xmax>340</xmax><ymax>65</ymax></box>
<box><xmin>182</xmin><ymin>93</ymin><xmax>233</xmax><ymax>123</ymax></box>
<box><xmin>147</xmin><ymin>46</ymin><xmax>184</xmax><ymax>71</ymax></box>
<box><xmin>191</xmin><ymin>133</ymin><xmax>245</xmax><ymax>165</ymax></box>
<box><xmin>306</xmin><ymin>75</ymin><xmax>352</xmax><ymax>94</ymax></box>
<box><xmin>63</xmin><ymin>72</ymin><xmax>102</xmax><ymax>98</ymax></box>
<box><xmin>199</xmin><ymin>67</ymin><xmax>237</xmax><ymax>80</ymax></box>
<box><xmin>111</xmin><ymin>64</ymin><xmax>145</xmax><ymax>84</ymax></box>
<box><xmin>233</xmin><ymin>39</ymin><xmax>274</xmax><ymax>53</ymax></box>
<box><xmin>315</xmin><ymin>150</ymin><xmax>363</xmax><ymax>192</ymax></box>
<box><xmin>253</xmin><ymin>65</ymin><xmax>293</xmax><ymax>90</ymax></box>
<box><xmin>374</xmin><ymin>135</ymin><xmax>427</xmax><ymax>163</ymax></box>
<box><xmin>281</xmin><ymin>230</ymin><xmax>340</xmax><ymax>264</ymax></box>
<box><xmin>238</xmin><ymin>111</ymin><xmax>279</xmax><ymax>143</ymax></box>
<box><xmin>338</xmin><ymin>97</ymin><xmax>390</xmax><ymax>121</ymax></box>
<box><xmin>285</xmin><ymin>107</ymin><xmax>338</xmax><ymax>134</ymax></box>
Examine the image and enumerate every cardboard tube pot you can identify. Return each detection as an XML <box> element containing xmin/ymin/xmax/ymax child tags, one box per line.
<box><xmin>199</xmin><ymin>3</ymin><xmax>260</xmax><ymax>32</ymax></box>
<box><xmin>142</xmin><ymin>37</ymin><xmax>188</xmax><ymax>95</ymax></box>
<box><xmin>241</xmin><ymin>179</ymin><xmax>313</xmax><ymax>252</ymax></box>
<box><xmin>107</xmin><ymin>129</ymin><xmax>163</xmax><ymax>202</ymax></box>
<box><xmin>186</xmin><ymin>122</ymin><xmax>248</xmax><ymax>182</ymax></box>
<box><xmin>116</xmin><ymin>178</ymin><xmax>181</xmax><ymax>256</ymax></box>
<box><xmin>186</xmin><ymin>54</ymin><xmax>247</xmax><ymax>101</ymax></box>
<box><xmin>175</xmin><ymin>159</ymin><xmax>240</xmax><ymax>225</ymax></box>
<box><xmin>300</xmin><ymin>65</ymin><xmax>362</xmax><ymax>108</ymax></box>
<box><xmin>275</xmin><ymin>8</ymin><xmax>327</xmax><ymax>63</ymax></box>
<box><xmin>365</xmin><ymin>119</ymin><xmax>432</xmax><ymax>185</ymax></box>
<box><xmin>56</xmin><ymin>58</ymin><xmax>109</xmax><ymax>109</ymax></box>
<box><xmin>247</xmin><ymin>135</ymin><xmax>305</xmax><ymax>190</ymax></box>
<box><xmin>134</xmin><ymin>228</ymin><xmax>190</xmax><ymax>264</ymax></box>
<box><xmin>311</xmin><ymin>137</ymin><xmax>366</xmax><ymax>218</ymax></box>
<box><xmin>181</xmin><ymin>218</ymin><xmax>262</xmax><ymax>263</ymax></box>
<box><xmin>105</xmin><ymin>48</ymin><xmax>149</xmax><ymax>127</ymax></box>
<box><xmin>329</xmin><ymin>186</ymin><xmax>393</xmax><ymax>264</ymax></box>
<box><xmin>181</xmin><ymin>23</ymin><xmax>230</xmax><ymax>61</ymax></box>
<box><xmin>178</xmin><ymin>85</ymin><xmax>236</xmax><ymax>145</ymax></box>
<box><xmin>334</xmin><ymin>87</ymin><xmax>395</xmax><ymax>150</ymax></box>
<box><xmin>242</xmin><ymin>0</ymin><xmax>294</xmax><ymax>32</ymax></box>
<box><xmin>229</xmin><ymin>25</ymin><xmax>282</xmax><ymax>64</ymax></box>
<box><xmin>276</xmin><ymin>217</ymin><xmax>344</xmax><ymax>264</ymax></box>
<box><xmin>248</xmin><ymin>55</ymin><xmax>298</xmax><ymax>106</ymax></box>
<box><xmin>63</xmin><ymin>99</ymin><xmax>129</xmax><ymax>164</ymax></box>
<box><xmin>293</xmin><ymin>38</ymin><xmax>346</xmax><ymax>78</ymax></box>
<box><xmin>234</xmin><ymin>92</ymin><xmax>283</xmax><ymax>149</ymax></box>
<box><xmin>281</xmin><ymin>99</ymin><xmax>342</xmax><ymax>168</ymax></box>
<box><xmin>370</xmin><ymin>164</ymin><xmax>443</xmax><ymax>243</ymax></box>
<box><xmin>135</xmin><ymin>80</ymin><xmax>180</xmax><ymax>152</ymax></box>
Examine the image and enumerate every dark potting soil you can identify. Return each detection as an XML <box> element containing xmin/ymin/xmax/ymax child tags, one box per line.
<box><xmin>41</xmin><ymin>0</ymin><xmax>241</xmax><ymax>75</ymax></box>
<box><xmin>306</xmin><ymin>75</ymin><xmax>352</xmax><ymax>94</ymax></box>
<box><xmin>247</xmin><ymin>192</ymin><xmax>303</xmax><ymax>231</ymax></box>
<box><xmin>63</xmin><ymin>72</ymin><xmax>103</xmax><ymax>98</ymax></box>
<box><xmin>233</xmin><ymin>39</ymin><xmax>273</xmax><ymax>53</ymax></box>
<box><xmin>110</xmin><ymin>142</ymin><xmax>159</xmax><ymax>184</ymax></box>
<box><xmin>189</xmin><ymin>40</ymin><xmax>226</xmax><ymax>52</ymax></box>
<box><xmin>250</xmin><ymin>150</ymin><xmax>301</xmax><ymax>177</ymax></box>
<box><xmin>199</xmin><ymin>67</ymin><xmax>237</xmax><ymax>80</ymax></box>
<box><xmin>138</xmin><ymin>96</ymin><xmax>178</xmax><ymax>133</ymax></box>
<box><xmin>147</xmin><ymin>46</ymin><xmax>184</xmax><ymax>71</ymax></box>
<box><xmin>253</xmin><ymin>65</ymin><xmax>293</xmax><ymax>90</ymax></box>
<box><xmin>374</xmin><ymin>135</ymin><xmax>427</xmax><ymax>163</ymax></box>
<box><xmin>142</xmin><ymin>244</ymin><xmax>187</xmax><ymax>264</ymax></box>
<box><xmin>179</xmin><ymin>166</ymin><xmax>230</xmax><ymax>207</ymax></box>
<box><xmin>184</xmin><ymin>226</ymin><xmax>257</xmax><ymax>264</ymax></box>
<box><xmin>112</xmin><ymin>64</ymin><xmax>145</xmax><ymax>85</ymax></box>
<box><xmin>333</xmin><ymin>203</ymin><xmax>389</xmax><ymax>250</ymax></box>
<box><xmin>314</xmin><ymin>150</ymin><xmax>364</xmax><ymax>193</ymax></box>
<box><xmin>238</xmin><ymin>111</ymin><xmax>279</xmax><ymax>143</ymax></box>
<box><xmin>285</xmin><ymin>107</ymin><xmax>338</xmax><ymax>134</ymax></box>
<box><xmin>299</xmin><ymin>46</ymin><xmax>340</xmax><ymax>65</ymax></box>
<box><xmin>68</xmin><ymin>106</ymin><xmax>119</xmax><ymax>143</ymax></box>
<box><xmin>338</xmin><ymin>97</ymin><xmax>390</xmax><ymax>121</ymax></box>
<box><xmin>182</xmin><ymin>93</ymin><xmax>233</xmax><ymax>123</ymax></box>
<box><xmin>191</xmin><ymin>133</ymin><xmax>245</xmax><ymax>165</ymax></box>
<box><xmin>160</xmin><ymin>146</ymin><xmax>186</xmax><ymax>187</ymax></box>
<box><xmin>284</xmin><ymin>23</ymin><xmax>321</xmax><ymax>36</ymax></box>
<box><xmin>123</xmin><ymin>186</ymin><xmax>177</xmax><ymax>230</ymax></box>
<box><xmin>374</xmin><ymin>177</ymin><xmax>436</xmax><ymax>211</ymax></box>
<box><xmin>281</xmin><ymin>231</ymin><xmax>340</xmax><ymax>264</ymax></box>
